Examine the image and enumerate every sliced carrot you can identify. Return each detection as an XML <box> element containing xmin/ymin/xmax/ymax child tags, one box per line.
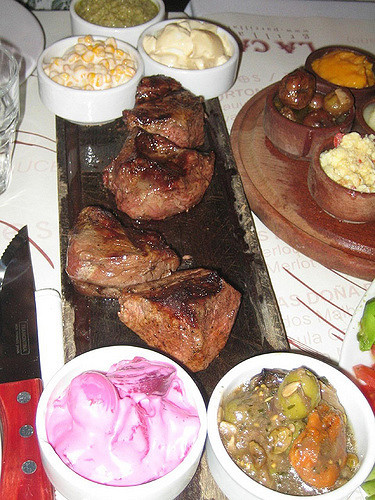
<box><xmin>289</xmin><ymin>403</ymin><xmax>347</xmax><ymax>489</ymax></box>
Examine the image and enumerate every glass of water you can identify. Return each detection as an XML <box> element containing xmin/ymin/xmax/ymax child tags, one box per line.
<box><xmin>0</xmin><ymin>45</ymin><xmax>19</xmax><ymax>195</ymax></box>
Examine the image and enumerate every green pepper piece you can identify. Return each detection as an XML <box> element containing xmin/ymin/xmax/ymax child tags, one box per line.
<box><xmin>362</xmin><ymin>480</ymin><xmax>375</xmax><ymax>496</ymax></box>
<box><xmin>358</xmin><ymin>297</ymin><xmax>375</xmax><ymax>351</ymax></box>
<box><xmin>367</xmin><ymin>465</ymin><xmax>375</xmax><ymax>482</ymax></box>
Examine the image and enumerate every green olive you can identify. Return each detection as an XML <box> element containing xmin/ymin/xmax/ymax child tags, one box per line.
<box><xmin>290</xmin><ymin>419</ymin><xmax>305</xmax><ymax>440</ymax></box>
<box><xmin>269</xmin><ymin>426</ymin><xmax>293</xmax><ymax>454</ymax></box>
<box><xmin>248</xmin><ymin>441</ymin><xmax>267</xmax><ymax>468</ymax></box>
<box><xmin>323</xmin><ymin>88</ymin><xmax>354</xmax><ymax>117</ymax></box>
<box><xmin>223</xmin><ymin>396</ymin><xmax>251</xmax><ymax>424</ymax></box>
<box><xmin>277</xmin><ymin>368</ymin><xmax>321</xmax><ymax>419</ymax></box>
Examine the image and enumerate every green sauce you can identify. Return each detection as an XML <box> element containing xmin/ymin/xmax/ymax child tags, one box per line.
<box><xmin>75</xmin><ymin>0</ymin><xmax>159</xmax><ymax>28</ymax></box>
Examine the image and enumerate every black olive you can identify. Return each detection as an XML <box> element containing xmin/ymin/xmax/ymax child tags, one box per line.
<box><xmin>309</xmin><ymin>92</ymin><xmax>324</xmax><ymax>110</ymax></box>
<box><xmin>303</xmin><ymin>109</ymin><xmax>335</xmax><ymax>128</ymax></box>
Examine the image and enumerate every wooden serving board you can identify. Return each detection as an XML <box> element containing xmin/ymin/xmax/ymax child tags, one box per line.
<box><xmin>231</xmin><ymin>86</ymin><xmax>375</xmax><ymax>281</ymax></box>
<box><xmin>56</xmin><ymin>98</ymin><xmax>288</xmax><ymax>499</ymax></box>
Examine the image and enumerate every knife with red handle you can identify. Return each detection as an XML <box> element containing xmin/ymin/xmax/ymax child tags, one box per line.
<box><xmin>0</xmin><ymin>226</ymin><xmax>54</xmax><ymax>499</ymax></box>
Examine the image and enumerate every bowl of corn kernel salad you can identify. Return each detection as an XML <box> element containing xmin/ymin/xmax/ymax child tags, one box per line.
<box><xmin>37</xmin><ymin>35</ymin><xmax>144</xmax><ymax>124</ymax></box>
<box><xmin>308</xmin><ymin>132</ymin><xmax>375</xmax><ymax>223</ymax></box>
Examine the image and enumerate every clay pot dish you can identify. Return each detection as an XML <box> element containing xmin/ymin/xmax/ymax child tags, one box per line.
<box><xmin>305</xmin><ymin>45</ymin><xmax>375</xmax><ymax>105</ymax></box>
<box><xmin>355</xmin><ymin>96</ymin><xmax>375</xmax><ymax>135</ymax></box>
<box><xmin>263</xmin><ymin>84</ymin><xmax>354</xmax><ymax>159</ymax></box>
<box><xmin>308</xmin><ymin>136</ymin><xmax>375</xmax><ymax>223</ymax></box>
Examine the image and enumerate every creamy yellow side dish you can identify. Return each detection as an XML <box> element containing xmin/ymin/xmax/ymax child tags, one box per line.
<box><xmin>43</xmin><ymin>36</ymin><xmax>137</xmax><ymax>90</ymax></box>
<box><xmin>311</xmin><ymin>50</ymin><xmax>375</xmax><ymax>89</ymax></box>
<box><xmin>75</xmin><ymin>0</ymin><xmax>159</xmax><ymax>28</ymax></box>
<box><xmin>320</xmin><ymin>132</ymin><xmax>375</xmax><ymax>193</ymax></box>
<box><xmin>142</xmin><ymin>20</ymin><xmax>232</xmax><ymax>70</ymax></box>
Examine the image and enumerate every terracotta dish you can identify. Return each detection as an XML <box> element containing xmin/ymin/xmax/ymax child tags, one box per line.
<box><xmin>308</xmin><ymin>136</ymin><xmax>375</xmax><ymax>223</ymax></box>
<box><xmin>305</xmin><ymin>45</ymin><xmax>375</xmax><ymax>105</ymax></box>
<box><xmin>263</xmin><ymin>84</ymin><xmax>354</xmax><ymax>159</ymax></box>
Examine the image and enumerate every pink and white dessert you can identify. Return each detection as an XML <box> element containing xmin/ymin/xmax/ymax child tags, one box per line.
<box><xmin>45</xmin><ymin>356</ymin><xmax>201</xmax><ymax>486</ymax></box>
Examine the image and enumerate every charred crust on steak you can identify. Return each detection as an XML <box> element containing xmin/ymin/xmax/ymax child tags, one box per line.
<box><xmin>118</xmin><ymin>268</ymin><xmax>242</xmax><ymax>371</ymax></box>
<box><xmin>103</xmin><ymin>129</ymin><xmax>215</xmax><ymax>220</ymax></box>
<box><xmin>66</xmin><ymin>205</ymin><xmax>180</xmax><ymax>297</ymax></box>
<box><xmin>123</xmin><ymin>75</ymin><xmax>205</xmax><ymax>149</ymax></box>
<box><xmin>124</xmin><ymin>268</ymin><xmax>223</xmax><ymax>325</ymax></box>
<box><xmin>134</xmin><ymin>75</ymin><xmax>183</xmax><ymax>104</ymax></box>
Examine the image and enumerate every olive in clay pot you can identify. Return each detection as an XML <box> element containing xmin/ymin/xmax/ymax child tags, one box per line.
<box><xmin>303</xmin><ymin>108</ymin><xmax>334</xmax><ymax>127</ymax></box>
<box><xmin>278</xmin><ymin>68</ymin><xmax>315</xmax><ymax>110</ymax></box>
<box><xmin>323</xmin><ymin>87</ymin><xmax>354</xmax><ymax>117</ymax></box>
<box><xmin>309</xmin><ymin>92</ymin><xmax>325</xmax><ymax>110</ymax></box>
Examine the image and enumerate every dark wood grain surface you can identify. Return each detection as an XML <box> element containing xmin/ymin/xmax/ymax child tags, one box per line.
<box><xmin>56</xmin><ymin>97</ymin><xmax>288</xmax><ymax>498</ymax></box>
<box><xmin>231</xmin><ymin>86</ymin><xmax>375</xmax><ymax>281</ymax></box>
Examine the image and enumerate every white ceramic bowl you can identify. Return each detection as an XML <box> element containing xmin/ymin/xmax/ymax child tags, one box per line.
<box><xmin>137</xmin><ymin>19</ymin><xmax>240</xmax><ymax>100</ymax></box>
<box><xmin>36</xmin><ymin>346</ymin><xmax>207</xmax><ymax>500</ymax></box>
<box><xmin>37</xmin><ymin>36</ymin><xmax>144</xmax><ymax>124</ymax></box>
<box><xmin>70</xmin><ymin>0</ymin><xmax>165</xmax><ymax>47</ymax></box>
<box><xmin>207</xmin><ymin>351</ymin><xmax>375</xmax><ymax>500</ymax></box>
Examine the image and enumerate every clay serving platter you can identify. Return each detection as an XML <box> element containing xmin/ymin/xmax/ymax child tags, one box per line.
<box><xmin>230</xmin><ymin>85</ymin><xmax>375</xmax><ymax>281</ymax></box>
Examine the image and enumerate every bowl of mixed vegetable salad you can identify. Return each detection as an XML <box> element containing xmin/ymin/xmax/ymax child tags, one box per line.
<box><xmin>207</xmin><ymin>351</ymin><xmax>375</xmax><ymax>500</ymax></box>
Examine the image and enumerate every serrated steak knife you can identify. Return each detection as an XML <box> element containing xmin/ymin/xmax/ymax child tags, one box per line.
<box><xmin>0</xmin><ymin>226</ymin><xmax>54</xmax><ymax>498</ymax></box>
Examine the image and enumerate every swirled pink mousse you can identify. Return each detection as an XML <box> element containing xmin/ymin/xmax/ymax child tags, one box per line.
<box><xmin>45</xmin><ymin>356</ymin><xmax>201</xmax><ymax>486</ymax></box>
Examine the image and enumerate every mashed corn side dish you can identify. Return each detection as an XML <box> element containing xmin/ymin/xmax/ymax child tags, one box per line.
<box><xmin>320</xmin><ymin>132</ymin><xmax>375</xmax><ymax>193</ymax></box>
<box><xmin>43</xmin><ymin>36</ymin><xmax>137</xmax><ymax>90</ymax></box>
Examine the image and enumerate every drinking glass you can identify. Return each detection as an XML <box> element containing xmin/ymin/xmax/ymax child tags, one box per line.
<box><xmin>0</xmin><ymin>46</ymin><xmax>19</xmax><ymax>195</ymax></box>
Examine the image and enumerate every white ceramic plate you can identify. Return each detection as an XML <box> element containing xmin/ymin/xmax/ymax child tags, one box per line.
<box><xmin>340</xmin><ymin>279</ymin><xmax>375</xmax><ymax>377</ymax></box>
<box><xmin>0</xmin><ymin>0</ymin><xmax>45</xmax><ymax>82</ymax></box>
<box><xmin>339</xmin><ymin>282</ymin><xmax>375</xmax><ymax>500</ymax></box>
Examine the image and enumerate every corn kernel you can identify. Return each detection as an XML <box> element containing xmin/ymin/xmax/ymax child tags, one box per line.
<box><xmin>43</xmin><ymin>36</ymin><xmax>136</xmax><ymax>90</ymax></box>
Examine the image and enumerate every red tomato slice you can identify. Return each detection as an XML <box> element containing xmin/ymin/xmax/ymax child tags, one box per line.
<box><xmin>371</xmin><ymin>344</ymin><xmax>375</xmax><ymax>358</ymax></box>
<box><xmin>353</xmin><ymin>364</ymin><xmax>375</xmax><ymax>390</ymax></box>
<box><xmin>359</xmin><ymin>384</ymin><xmax>375</xmax><ymax>413</ymax></box>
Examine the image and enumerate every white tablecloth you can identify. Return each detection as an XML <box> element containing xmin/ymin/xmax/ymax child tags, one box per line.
<box><xmin>0</xmin><ymin>5</ymin><xmax>374</xmax><ymax>386</ymax></box>
<box><xmin>0</xmin><ymin>5</ymin><xmax>372</xmax><ymax>499</ymax></box>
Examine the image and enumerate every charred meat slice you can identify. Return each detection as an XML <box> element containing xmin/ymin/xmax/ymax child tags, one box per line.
<box><xmin>134</xmin><ymin>75</ymin><xmax>182</xmax><ymax>104</ymax></box>
<box><xmin>66</xmin><ymin>206</ymin><xmax>180</xmax><ymax>298</ymax></box>
<box><xmin>118</xmin><ymin>268</ymin><xmax>241</xmax><ymax>372</ymax></box>
<box><xmin>123</xmin><ymin>75</ymin><xmax>205</xmax><ymax>148</ymax></box>
<box><xmin>103</xmin><ymin>129</ymin><xmax>215</xmax><ymax>220</ymax></box>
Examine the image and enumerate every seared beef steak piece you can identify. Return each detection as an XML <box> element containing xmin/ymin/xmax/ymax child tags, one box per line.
<box><xmin>134</xmin><ymin>75</ymin><xmax>182</xmax><ymax>104</ymax></box>
<box><xmin>103</xmin><ymin>129</ymin><xmax>215</xmax><ymax>220</ymax></box>
<box><xmin>66</xmin><ymin>206</ymin><xmax>180</xmax><ymax>298</ymax></box>
<box><xmin>123</xmin><ymin>75</ymin><xmax>205</xmax><ymax>148</ymax></box>
<box><xmin>118</xmin><ymin>268</ymin><xmax>241</xmax><ymax>372</ymax></box>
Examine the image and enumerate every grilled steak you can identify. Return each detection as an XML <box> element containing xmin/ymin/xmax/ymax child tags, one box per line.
<box><xmin>103</xmin><ymin>128</ymin><xmax>215</xmax><ymax>220</ymax></box>
<box><xmin>66</xmin><ymin>206</ymin><xmax>180</xmax><ymax>297</ymax></box>
<box><xmin>123</xmin><ymin>75</ymin><xmax>205</xmax><ymax>148</ymax></box>
<box><xmin>118</xmin><ymin>268</ymin><xmax>241</xmax><ymax>372</ymax></box>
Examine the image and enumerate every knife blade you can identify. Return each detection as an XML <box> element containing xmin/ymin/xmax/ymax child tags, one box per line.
<box><xmin>0</xmin><ymin>226</ymin><xmax>54</xmax><ymax>499</ymax></box>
